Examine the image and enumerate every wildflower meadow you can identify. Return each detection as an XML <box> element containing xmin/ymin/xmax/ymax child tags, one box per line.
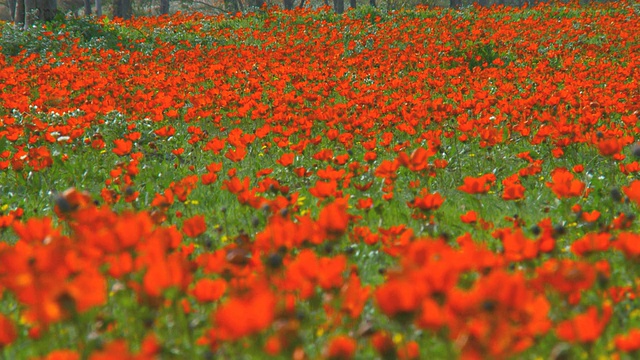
<box><xmin>0</xmin><ymin>2</ymin><xmax>639</xmax><ymax>359</ymax></box>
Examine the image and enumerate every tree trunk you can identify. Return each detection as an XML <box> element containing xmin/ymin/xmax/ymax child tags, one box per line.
<box><xmin>282</xmin><ymin>0</ymin><xmax>294</xmax><ymax>9</ymax></box>
<box><xmin>123</xmin><ymin>0</ymin><xmax>131</xmax><ymax>18</ymax></box>
<box><xmin>113</xmin><ymin>0</ymin><xmax>131</xmax><ymax>19</ymax></box>
<box><xmin>369</xmin><ymin>0</ymin><xmax>375</xmax><ymax>7</ymax></box>
<box><xmin>37</xmin><ymin>0</ymin><xmax>57</xmax><ymax>21</ymax></box>
<box><xmin>14</xmin><ymin>0</ymin><xmax>57</xmax><ymax>27</ymax></box>
<box><xmin>450</xmin><ymin>0</ymin><xmax>462</xmax><ymax>8</ymax></box>
<box><xmin>95</xmin><ymin>0</ymin><xmax>101</xmax><ymax>16</ymax></box>
<box><xmin>9</xmin><ymin>0</ymin><xmax>17</xmax><ymax>21</ymax></box>
<box><xmin>349</xmin><ymin>0</ymin><xmax>355</xmax><ymax>9</ymax></box>
<box><xmin>24</xmin><ymin>0</ymin><xmax>36</xmax><ymax>27</ymax></box>
<box><xmin>333</xmin><ymin>0</ymin><xmax>343</xmax><ymax>13</ymax></box>
<box><xmin>84</xmin><ymin>0</ymin><xmax>91</xmax><ymax>15</ymax></box>
<box><xmin>224</xmin><ymin>0</ymin><xmax>238</xmax><ymax>12</ymax></box>
<box><xmin>14</xmin><ymin>0</ymin><xmax>24</xmax><ymax>25</ymax></box>
<box><xmin>160</xmin><ymin>0</ymin><xmax>169</xmax><ymax>14</ymax></box>
<box><xmin>254</xmin><ymin>0</ymin><xmax>265</xmax><ymax>8</ymax></box>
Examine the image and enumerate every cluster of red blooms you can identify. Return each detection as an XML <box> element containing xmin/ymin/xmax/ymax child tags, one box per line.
<box><xmin>0</xmin><ymin>1</ymin><xmax>639</xmax><ymax>359</ymax></box>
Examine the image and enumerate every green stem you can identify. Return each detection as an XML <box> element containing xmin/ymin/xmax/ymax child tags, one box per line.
<box><xmin>174</xmin><ymin>299</ymin><xmax>195</xmax><ymax>357</ymax></box>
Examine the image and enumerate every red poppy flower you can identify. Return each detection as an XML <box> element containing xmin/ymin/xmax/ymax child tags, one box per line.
<box><xmin>374</xmin><ymin>160</ymin><xmax>400</xmax><ymax>179</ymax></box>
<box><xmin>397</xmin><ymin>341</ymin><xmax>420</xmax><ymax>360</ymax></box>
<box><xmin>0</xmin><ymin>314</ymin><xmax>17</xmax><ymax>347</ymax></box>
<box><xmin>597</xmin><ymin>138</ymin><xmax>622</xmax><ymax>156</ymax></box>
<box><xmin>313</xmin><ymin>149</ymin><xmax>334</xmax><ymax>161</ymax></box>
<box><xmin>458</xmin><ymin>174</ymin><xmax>496</xmax><ymax>194</ymax></box>
<box><xmin>203</xmin><ymin>137</ymin><xmax>226</xmax><ymax>154</ymax></box>
<box><xmin>356</xmin><ymin>197</ymin><xmax>373</xmax><ymax>210</ymax></box>
<box><xmin>214</xmin><ymin>288</ymin><xmax>276</xmax><ymax>340</ymax></box>
<box><xmin>556</xmin><ymin>305</ymin><xmax>612</xmax><ymax>343</ymax></box>
<box><xmin>65</xmin><ymin>269</ymin><xmax>107</xmax><ymax>313</ymax></box>
<box><xmin>340</xmin><ymin>272</ymin><xmax>371</xmax><ymax>318</ymax></box>
<box><xmin>192</xmin><ymin>278</ymin><xmax>226</xmax><ymax>303</ymax></box>
<box><xmin>493</xmin><ymin>228</ymin><xmax>538</xmax><ymax>262</ymax></box>
<box><xmin>309</xmin><ymin>180</ymin><xmax>339</xmax><ymax>200</ymax></box>
<box><xmin>88</xmin><ymin>339</ymin><xmax>133</xmax><ymax>360</ymax></box>
<box><xmin>42</xmin><ymin>349</ymin><xmax>80</xmax><ymax>360</ymax></box>
<box><xmin>182</xmin><ymin>215</ymin><xmax>206</xmax><ymax>238</ymax></box>
<box><xmin>571</xmin><ymin>232</ymin><xmax>610</xmax><ymax>256</ymax></box>
<box><xmin>324</xmin><ymin>335</ymin><xmax>357</xmax><ymax>360</ymax></box>
<box><xmin>534</xmin><ymin>259</ymin><xmax>595</xmax><ymax>295</ymax></box>
<box><xmin>460</xmin><ymin>210</ymin><xmax>478</xmax><ymax>223</ymax></box>
<box><xmin>581</xmin><ymin>210</ymin><xmax>600</xmax><ymax>222</ymax></box>
<box><xmin>546</xmin><ymin>168</ymin><xmax>585</xmax><ymax>198</ymax></box>
<box><xmin>398</xmin><ymin>147</ymin><xmax>435</xmax><ymax>172</ymax></box>
<box><xmin>105</xmin><ymin>252</ymin><xmax>133</xmax><ymax>279</ymax></box>
<box><xmin>363</xmin><ymin>151</ymin><xmax>377</xmax><ymax>162</ymax></box>
<box><xmin>375</xmin><ymin>278</ymin><xmax>421</xmax><ymax>318</ymax></box>
<box><xmin>502</xmin><ymin>174</ymin><xmax>525</xmax><ymax>200</ymax></box>
<box><xmin>416</xmin><ymin>298</ymin><xmax>446</xmax><ymax>331</ymax></box>
<box><xmin>615</xmin><ymin>328</ymin><xmax>640</xmax><ymax>352</ymax></box>
<box><xmin>142</xmin><ymin>253</ymin><xmax>192</xmax><ymax>298</ymax></box>
<box><xmin>28</xmin><ymin>146</ymin><xmax>53</xmax><ymax>171</ymax></box>
<box><xmin>371</xmin><ymin>332</ymin><xmax>395</xmax><ymax>358</ymax></box>
<box><xmin>277</xmin><ymin>153</ymin><xmax>295</xmax><ymax>167</ymax></box>
<box><xmin>408</xmin><ymin>190</ymin><xmax>444</xmax><ymax>211</ymax></box>
<box><xmin>622</xmin><ymin>180</ymin><xmax>640</xmax><ymax>206</ymax></box>
<box><xmin>154</xmin><ymin>125</ymin><xmax>176</xmax><ymax>137</ymax></box>
<box><xmin>225</xmin><ymin>146</ymin><xmax>247</xmax><ymax>162</ymax></box>
<box><xmin>112</xmin><ymin>139</ymin><xmax>133</xmax><ymax>156</ymax></box>
<box><xmin>317</xmin><ymin>255</ymin><xmax>347</xmax><ymax>290</ymax></box>
<box><xmin>614</xmin><ymin>232</ymin><xmax>640</xmax><ymax>259</ymax></box>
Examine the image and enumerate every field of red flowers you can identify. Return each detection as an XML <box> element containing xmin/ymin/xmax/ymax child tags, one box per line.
<box><xmin>0</xmin><ymin>2</ymin><xmax>639</xmax><ymax>359</ymax></box>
